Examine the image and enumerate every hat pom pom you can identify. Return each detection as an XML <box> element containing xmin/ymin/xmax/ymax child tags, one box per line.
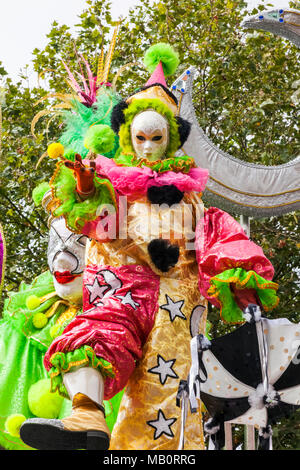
<box><xmin>144</xmin><ymin>43</ymin><xmax>179</xmax><ymax>77</ymax></box>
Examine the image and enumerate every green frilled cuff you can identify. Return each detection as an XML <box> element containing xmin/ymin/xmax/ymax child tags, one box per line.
<box><xmin>207</xmin><ymin>267</ymin><xmax>279</xmax><ymax>324</ymax></box>
<box><xmin>50</xmin><ymin>162</ymin><xmax>117</xmax><ymax>233</ymax></box>
<box><xmin>49</xmin><ymin>345</ymin><xmax>115</xmax><ymax>398</ymax></box>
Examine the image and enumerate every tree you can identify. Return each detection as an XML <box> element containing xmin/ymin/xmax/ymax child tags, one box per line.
<box><xmin>0</xmin><ymin>0</ymin><xmax>299</xmax><ymax>449</ymax></box>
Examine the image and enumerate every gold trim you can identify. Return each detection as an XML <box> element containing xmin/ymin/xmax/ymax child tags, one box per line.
<box><xmin>54</xmin><ymin>305</ymin><xmax>79</xmax><ymax>327</ymax></box>
<box><xmin>50</xmin><ymin>358</ymin><xmax>88</xmax><ymax>377</ymax></box>
<box><xmin>284</xmin><ymin>22</ymin><xmax>300</xmax><ymax>26</ymax></box>
<box><xmin>283</xmin><ymin>10</ymin><xmax>300</xmax><ymax>27</ymax></box>
<box><xmin>39</xmin><ymin>291</ymin><xmax>59</xmax><ymax>304</ymax></box>
<box><xmin>206</xmin><ymin>186</ymin><xmax>300</xmax><ymax>209</ymax></box>
<box><xmin>209</xmin><ymin>175</ymin><xmax>300</xmax><ymax>198</ymax></box>
<box><xmin>44</xmin><ymin>299</ymin><xmax>69</xmax><ymax>319</ymax></box>
<box><xmin>284</xmin><ymin>10</ymin><xmax>300</xmax><ymax>16</ymax></box>
<box><xmin>117</xmin><ymin>154</ymin><xmax>196</xmax><ymax>173</ymax></box>
<box><xmin>50</xmin><ymin>346</ymin><xmax>115</xmax><ymax>379</ymax></box>
<box><xmin>208</xmin><ymin>273</ymin><xmax>279</xmax><ymax>293</ymax></box>
<box><xmin>126</xmin><ymin>85</ymin><xmax>178</xmax><ymax>114</ymax></box>
<box><xmin>176</xmin><ymin>92</ymin><xmax>184</xmax><ymax>117</ymax></box>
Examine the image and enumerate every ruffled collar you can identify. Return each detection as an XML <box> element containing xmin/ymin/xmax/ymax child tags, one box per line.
<box><xmin>90</xmin><ymin>154</ymin><xmax>209</xmax><ymax>199</ymax></box>
<box><xmin>114</xmin><ymin>154</ymin><xmax>196</xmax><ymax>174</ymax></box>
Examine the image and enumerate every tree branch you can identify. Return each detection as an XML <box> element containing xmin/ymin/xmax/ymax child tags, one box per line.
<box><xmin>0</xmin><ymin>191</ymin><xmax>44</xmax><ymax>237</ymax></box>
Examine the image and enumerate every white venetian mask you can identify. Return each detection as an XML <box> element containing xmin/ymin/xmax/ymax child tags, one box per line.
<box><xmin>130</xmin><ymin>110</ymin><xmax>169</xmax><ymax>161</ymax></box>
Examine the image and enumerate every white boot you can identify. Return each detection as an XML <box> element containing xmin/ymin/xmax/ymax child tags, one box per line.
<box><xmin>63</xmin><ymin>366</ymin><xmax>105</xmax><ymax>406</ymax></box>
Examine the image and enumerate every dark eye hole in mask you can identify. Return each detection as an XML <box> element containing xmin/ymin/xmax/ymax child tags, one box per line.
<box><xmin>152</xmin><ymin>135</ymin><xmax>162</xmax><ymax>141</ymax></box>
<box><xmin>77</xmin><ymin>235</ymin><xmax>88</xmax><ymax>247</ymax></box>
<box><xmin>136</xmin><ymin>135</ymin><xmax>146</xmax><ymax>141</ymax></box>
<box><xmin>50</xmin><ymin>250</ymin><xmax>81</xmax><ymax>275</ymax></box>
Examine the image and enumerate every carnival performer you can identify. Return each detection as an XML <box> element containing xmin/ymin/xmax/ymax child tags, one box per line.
<box><xmin>19</xmin><ymin>43</ymin><xmax>279</xmax><ymax>451</ymax></box>
<box><xmin>0</xmin><ymin>188</ymin><xmax>121</xmax><ymax>450</ymax></box>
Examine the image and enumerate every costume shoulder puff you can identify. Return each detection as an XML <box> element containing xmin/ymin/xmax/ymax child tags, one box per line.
<box><xmin>175</xmin><ymin>116</ymin><xmax>191</xmax><ymax>147</ymax></box>
<box><xmin>111</xmin><ymin>100</ymin><xmax>129</xmax><ymax>134</ymax></box>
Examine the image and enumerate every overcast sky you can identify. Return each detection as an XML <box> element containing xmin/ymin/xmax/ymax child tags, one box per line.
<box><xmin>0</xmin><ymin>0</ymin><xmax>292</xmax><ymax>83</ymax></box>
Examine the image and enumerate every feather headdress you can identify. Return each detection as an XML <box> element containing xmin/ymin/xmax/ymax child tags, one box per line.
<box><xmin>32</xmin><ymin>22</ymin><xmax>121</xmax><ymax>141</ymax></box>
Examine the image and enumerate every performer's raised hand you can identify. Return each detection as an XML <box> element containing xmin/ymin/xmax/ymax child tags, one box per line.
<box><xmin>65</xmin><ymin>154</ymin><xmax>96</xmax><ymax>199</ymax></box>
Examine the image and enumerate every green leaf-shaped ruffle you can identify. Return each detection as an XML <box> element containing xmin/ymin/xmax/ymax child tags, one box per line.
<box><xmin>50</xmin><ymin>162</ymin><xmax>117</xmax><ymax>232</ymax></box>
<box><xmin>208</xmin><ymin>267</ymin><xmax>279</xmax><ymax>323</ymax></box>
<box><xmin>49</xmin><ymin>345</ymin><xmax>115</xmax><ymax>399</ymax></box>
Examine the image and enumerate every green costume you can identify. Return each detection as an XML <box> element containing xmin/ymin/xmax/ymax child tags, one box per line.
<box><xmin>0</xmin><ymin>271</ymin><xmax>122</xmax><ymax>449</ymax></box>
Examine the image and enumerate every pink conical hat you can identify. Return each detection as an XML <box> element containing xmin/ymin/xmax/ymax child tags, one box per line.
<box><xmin>145</xmin><ymin>61</ymin><xmax>168</xmax><ymax>88</ymax></box>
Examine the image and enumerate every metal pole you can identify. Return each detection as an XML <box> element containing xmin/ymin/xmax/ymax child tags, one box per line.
<box><xmin>245</xmin><ymin>425</ymin><xmax>256</xmax><ymax>450</ymax></box>
<box><xmin>224</xmin><ymin>423</ymin><xmax>233</xmax><ymax>450</ymax></box>
<box><xmin>240</xmin><ymin>215</ymin><xmax>256</xmax><ymax>450</ymax></box>
<box><xmin>239</xmin><ymin>214</ymin><xmax>251</xmax><ymax>238</ymax></box>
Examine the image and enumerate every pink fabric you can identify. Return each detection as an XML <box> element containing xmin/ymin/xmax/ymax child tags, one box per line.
<box><xmin>80</xmin><ymin>156</ymin><xmax>208</xmax><ymax>240</ymax></box>
<box><xmin>81</xmin><ymin>210</ymin><xmax>119</xmax><ymax>242</ymax></box>
<box><xmin>88</xmin><ymin>155</ymin><xmax>209</xmax><ymax>200</ymax></box>
<box><xmin>195</xmin><ymin>207</ymin><xmax>275</xmax><ymax>307</ymax></box>
<box><xmin>44</xmin><ymin>264</ymin><xmax>160</xmax><ymax>399</ymax></box>
<box><xmin>145</xmin><ymin>61</ymin><xmax>168</xmax><ymax>88</ymax></box>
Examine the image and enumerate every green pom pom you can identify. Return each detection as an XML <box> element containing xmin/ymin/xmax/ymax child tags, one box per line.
<box><xmin>5</xmin><ymin>414</ymin><xmax>26</xmax><ymax>437</ymax></box>
<box><xmin>32</xmin><ymin>182</ymin><xmax>50</xmax><ymax>207</ymax></box>
<box><xmin>32</xmin><ymin>312</ymin><xmax>48</xmax><ymax>329</ymax></box>
<box><xmin>144</xmin><ymin>43</ymin><xmax>179</xmax><ymax>77</ymax></box>
<box><xmin>84</xmin><ymin>124</ymin><xmax>115</xmax><ymax>154</ymax></box>
<box><xmin>26</xmin><ymin>295</ymin><xmax>41</xmax><ymax>310</ymax></box>
<box><xmin>28</xmin><ymin>379</ymin><xmax>64</xmax><ymax>419</ymax></box>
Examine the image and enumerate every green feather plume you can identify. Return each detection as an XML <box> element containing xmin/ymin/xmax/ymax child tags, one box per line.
<box><xmin>59</xmin><ymin>89</ymin><xmax>120</xmax><ymax>159</ymax></box>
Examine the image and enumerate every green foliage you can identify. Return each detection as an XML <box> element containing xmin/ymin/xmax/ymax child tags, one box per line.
<box><xmin>0</xmin><ymin>0</ymin><xmax>299</xmax><ymax>449</ymax></box>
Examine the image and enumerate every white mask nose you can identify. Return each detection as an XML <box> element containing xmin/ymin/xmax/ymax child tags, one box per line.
<box><xmin>143</xmin><ymin>140</ymin><xmax>153</xmax><ymax>151</ymax></box>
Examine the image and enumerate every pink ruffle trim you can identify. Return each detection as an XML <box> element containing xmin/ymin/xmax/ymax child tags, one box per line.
<box><xmin>87</xmin><ymin>155</ymin><xmax>209</xmax><ymax>198</ymax></box>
